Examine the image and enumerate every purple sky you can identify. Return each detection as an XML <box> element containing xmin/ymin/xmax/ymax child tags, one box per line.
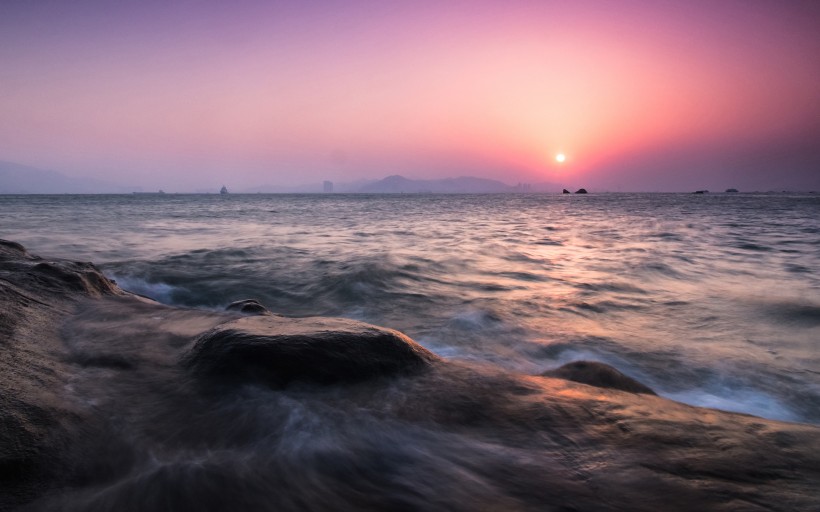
<box><xmin>1</xmin><ymin>0</ymin><xmax>818</xmax><ymax>191</ymax></box>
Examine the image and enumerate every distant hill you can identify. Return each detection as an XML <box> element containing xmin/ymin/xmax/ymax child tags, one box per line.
<box><xmin>243</xmin><ymin>175</ymin><xmax>546</xmax><ymax>194</ymax></box>
<box><xmin>241</xmin><ymin>179</ymin><xmax>378</xmax><ymax>194</ymax></box>
<box><xmin>358</xmin><ymin>175</ymin><xmax>517</xmax><ymax>194</ymax></box>
<box><xmin>1</xmin><ymin>161</ymin><xmax>566</xmax><ymax>194</ymax></box>
<box><xmin>0</xmin><ymin>161</ymin><xmax>126</xmax><ymax>194</ymax></box>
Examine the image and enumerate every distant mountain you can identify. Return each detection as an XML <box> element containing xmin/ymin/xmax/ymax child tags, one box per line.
<box><xmin>357</xmin><ymin>175</ymin><xmax>516</xmax><ymax>194</ymax></box>
<box><xmin>0</xmin><ymin>161</ymin><xmax>127</xmax><ymax>193</ymax></box>
<box><xmin>241</xmin><ymin>179</ymin><xmax>378</xmax><ymax>194</ymax></box>
<box><xmin>0</xmin><ymin>161</ymin><xmax>567</xmax><ymax>194</ymax></box>
<box><xmin>243</xmin><ymin>175</ymin><xmax>527</xmax><ymax>194</ymax></box>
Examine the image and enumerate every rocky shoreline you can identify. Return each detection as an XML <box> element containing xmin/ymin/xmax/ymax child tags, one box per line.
<box><xmin>1</xmin><ymin>239</ymin><xmax>819</xmax><ymax>511</ymax></box>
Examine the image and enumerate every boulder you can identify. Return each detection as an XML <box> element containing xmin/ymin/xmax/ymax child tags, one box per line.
<box><xmin>575</xmin><ymin>188</ymin><xmax>588</xmax><ymax>194</ymax></box>
<box><xmin>183</xmin><ymin>315</ymin><xmax>439</xmax><ymax>387</ymax></box>
<box><xmin>225</xmin><ymin>299</ymin><xmax>272</xmax><ymax>315</ymax></box>
<box><xmin>542</xmin><ymin>360</ymin><xmax>656</xmax><ymax>395</ymax></box>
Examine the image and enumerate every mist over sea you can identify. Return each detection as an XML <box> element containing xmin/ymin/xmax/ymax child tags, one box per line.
<box><xmin>2</xmin><ymin>192</ymin><xmax>819</xmax><ymax>424</ymax></box>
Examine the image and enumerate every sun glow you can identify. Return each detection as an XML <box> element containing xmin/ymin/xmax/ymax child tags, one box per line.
<box><xmin>555</xmin><ymin>153</ymin><xmax>566</xmax><ymax>163</ymax></box>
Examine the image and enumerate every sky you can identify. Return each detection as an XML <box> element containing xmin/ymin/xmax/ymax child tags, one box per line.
<box><xmin>1</xmin><ymin>0</ymin><xmax>818</xmax><ymax>192</ymax></box>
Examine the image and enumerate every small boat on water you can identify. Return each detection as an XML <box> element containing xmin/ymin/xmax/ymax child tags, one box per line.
<box><xmin>220</xmin><ymin>185</ymin><xmax>228</xmax><ymax>195</ymax></box>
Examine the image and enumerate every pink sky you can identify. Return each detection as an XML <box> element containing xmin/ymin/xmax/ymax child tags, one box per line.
<box><xmin>1</xmin><ymin>0</ymin><xmax>818</xmax><ymax>191</ymax></box>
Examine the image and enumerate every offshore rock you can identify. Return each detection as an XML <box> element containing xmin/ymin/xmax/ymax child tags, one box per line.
<box><xmin>542</xmin><ymin>361</ymin><xmax>656</xmax><ymax>395</ymax></box>
<box><xmin>575</xmin><ymin>188</ymin><xmax>588</xmax><ymax>194</ymax></box>
<box><xmin>183</xmin><ymin>316</ymin><xmax>439</xmax><ymax>386</ymax></box>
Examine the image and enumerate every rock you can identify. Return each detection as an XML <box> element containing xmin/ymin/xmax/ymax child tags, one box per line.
<box><xmin>0</xmin><ymin>239</ymin><xmax>27</xmax><ymax>254</ymax></box>
<box><xmin>29</xmin><ymin>261</ymin><xmax>119</xmax><ymax>297</ymax></box>
<box><xmin>225</xmin><ymin>299</ymin><xmax>271</xmax><ymax>315</ymax></box>
<box><xmin>575</xmin><ymin>188</ymin><xmax>588</xmax><ymax>194</ymax></box>
<box><xmin>3</xmin><ymin>240</ymin><xmax>820</xmax><ymax>511</ymax></box>
<box><xmin>562</xmin><ymin>189</ymin><xmax>570</xmax><ymax>194</ymax></box>
<box><xmin>542</xmin><ymin>360</ymin><xmax>656</xmax><ymax>395</ymax></box>
<box><xmin>0</xmin><ymin>239</ymin><xmax>120</xmax><ymax>299</ymax></box>
<box><xmin>183</xmin><ymin>315</ymin><xmax>439</xmax><ymax>387</ymax></box>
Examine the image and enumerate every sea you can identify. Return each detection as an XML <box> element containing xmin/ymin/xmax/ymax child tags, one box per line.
<box><xmin>2</xmin><ymin>192</ymin><xmax>819</xmax><ymax>425</ymax></box>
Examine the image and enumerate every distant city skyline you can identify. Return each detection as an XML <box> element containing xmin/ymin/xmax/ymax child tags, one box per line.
<box><xmin>1</xmin><ymin>0</ymin><xmax>818</xmax><ymax>192</ymax></box>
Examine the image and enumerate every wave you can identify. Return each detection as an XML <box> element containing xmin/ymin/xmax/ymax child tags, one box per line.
<box><xmin>664</xmin><ymin>388</ymin><xmax>801</xmax><ymax>423</ymax></box>
<box><xmin>758</xmin><ymin>299</ymin><xmax>820</xmax><ymax>327</ymax></box>
<box><xmin>107</xmin><ymin>275</ymin><xmax>179</xmax><ymax>303</ymax></box>
<box><xmin>43</xmin><ymin>192</ymin><xmax>814</xmax><ymax>430</ymax></box>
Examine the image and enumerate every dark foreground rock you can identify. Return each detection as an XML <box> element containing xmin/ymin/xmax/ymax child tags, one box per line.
<box><xmin>2</xmin><ymin>240</ymin><xmax>820</xmax><ymax>512</ymax></box>
<box><xmin>184</xmin><ymin>316</ymin><xmax>438</xmax><ymax>386</ymax></box>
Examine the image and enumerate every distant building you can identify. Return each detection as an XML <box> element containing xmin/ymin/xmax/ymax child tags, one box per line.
<box><xmin>323</xmin><ymin>181</ymin><xmax>334</xmax><ymax>193</ymax></box>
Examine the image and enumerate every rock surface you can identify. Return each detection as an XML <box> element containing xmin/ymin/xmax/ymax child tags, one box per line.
<box><xmin>184</xmin><ymin>315</ymin><xmax>438</xmax><ymax>386</ymax></box>
<box><xmin>2</xmin><ymin>239</ymin><xmax>820</xmax><ymax>511</ymax></box>
<box><xmin>543</xmin><ymin>360</ymin><xmax>656</xmax><ymax>395</ymax></box>
<box><xmin>225</xmin><ymin>298</ymin><xmax>273</xmax><ymax>315</ymax></box>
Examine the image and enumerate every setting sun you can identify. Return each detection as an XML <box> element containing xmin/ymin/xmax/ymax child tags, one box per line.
<box><xmin>555</xmin><ymin>153</ymin><xmax>566</xmax><ymax>163</ymax></box>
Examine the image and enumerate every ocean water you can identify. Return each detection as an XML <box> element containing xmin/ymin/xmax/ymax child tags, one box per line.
<box><xmin>2</xmin><ymin>192</ymin><xmax>819</xmax><ymax>425</ymax></box>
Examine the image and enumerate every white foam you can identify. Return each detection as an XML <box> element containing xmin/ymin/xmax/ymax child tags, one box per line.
<box><xmin>663</xmin><ymin>387</ymin><xmax>801</xmax><ymax>423</ymax></box>
<box><xmin>107</xmin><ymin>274</ymin><xmax>177</xmax><ymax>303</ymax></box>
<box><xmin>447</xmin><ymin>309</ymin><xmax>501</xmax><ymax>331</ymax></box>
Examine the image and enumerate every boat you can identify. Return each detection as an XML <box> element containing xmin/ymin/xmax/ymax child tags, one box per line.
<box><xmin>220</xmin><ymin>185</ymin><xmax>228</xmax><ymax>195</ymax></box>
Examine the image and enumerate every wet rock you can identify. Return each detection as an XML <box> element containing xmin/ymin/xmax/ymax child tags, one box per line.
<box><xmin>542</xmin><ymin>360</ymin><xmax>656</xmax><ymax>395</ymax></box>
<box><xmin>30</xmin><ymin>261</ymin><xmax>119</xmax><ymax>297</ymax></box>
<box><xmin>225</xmin><ymin>299</ymin><xmax>271</xmax><ymax>316</ymax></box>
<box><xmin>183</xmin><ymin>316</ymin><xmax>439</xmax><ymax>387</ymax></box>
<box><xmin>0</xmin><ymin>239</ymin><xmax>120</xmax><ymax>299</ymax></box>
<box><xmin>3</xmin><ymin>240</ymin><xmax>820</xmax><ymax>511</ymax></box>
<box><xmin>0</xmin><ymin>239</ymin><xmax>27</xmax><ymax>255</ymax></box>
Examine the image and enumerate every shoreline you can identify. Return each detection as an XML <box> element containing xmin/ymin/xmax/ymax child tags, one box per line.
<box><xmin>2</xmin><ymin>238</ymin><xmax>819</xmax><ymax>511</ymax></box>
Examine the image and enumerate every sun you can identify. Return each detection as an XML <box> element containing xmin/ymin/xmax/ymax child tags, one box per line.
<box><xmin>555</xmin><ymin>153</ymin><xmax>566</xmax><ymax>163</ymax></box>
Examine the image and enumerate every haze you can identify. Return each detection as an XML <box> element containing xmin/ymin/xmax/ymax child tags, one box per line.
<box><xmin>1</xmin><ymin>0</ymin><xmax>818</xmax><ymax>192</ymax></box>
